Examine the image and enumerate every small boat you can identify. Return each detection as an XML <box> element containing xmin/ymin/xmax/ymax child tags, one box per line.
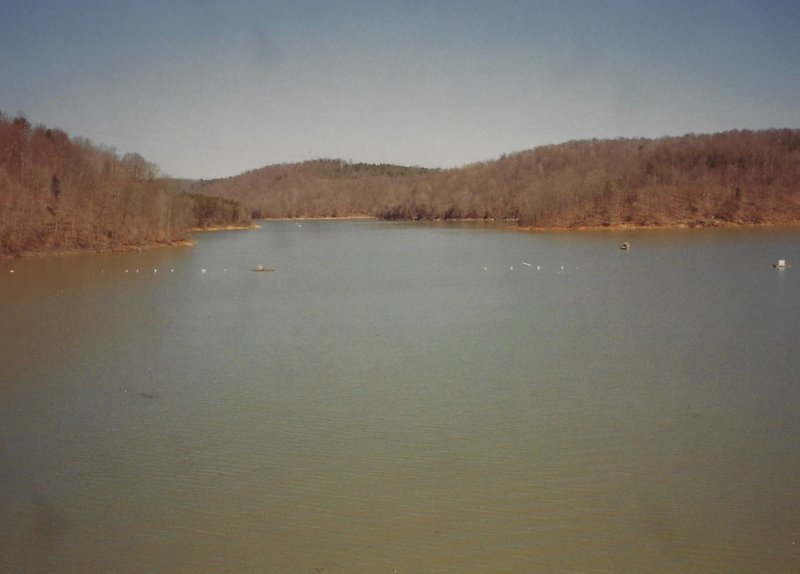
<box><xmin>773</xmin><ymin>259</ymin><xmax>790</xmax><ymax>269</ymax></box>
<box><xmin>620</xmin><ymin>242</ymin><xmax>630</xmax><ymax>250</ymax></box>
<box><xmin>253</xmin><ymin>264</ymin><xmax>275</xmax><ymax>272</ymax></box>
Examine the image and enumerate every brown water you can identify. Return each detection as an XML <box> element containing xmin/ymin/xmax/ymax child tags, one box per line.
<box><xmin>1</xmin><ymin>221</ymin><xmax>799</xmax><ymax>573</ymax></box>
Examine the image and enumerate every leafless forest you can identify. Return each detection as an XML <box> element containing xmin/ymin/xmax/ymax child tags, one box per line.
<box><xmin>3</xmin><ymin>113</ymin><xmax>800</xmax><ymax>257</ymax></box>
<box><xmin>0</xmin><ymin>113</ymin><xmax>249</xmax><ymax>257</ymax></box>
<box><xmin>194</xmin><ymin>129</ymin><xmax>800</xmax><ymax>227</ymax></box>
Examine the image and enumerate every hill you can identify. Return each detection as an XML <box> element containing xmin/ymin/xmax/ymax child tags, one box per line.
<box><xmin>5</xmin><ymin>121</ymin><xmax>799</xmax><ymax>259</ymax></box>
<box><xmin>197</xmin><ymin>130</ymin><xmax>800</xmax><ymax>228</ymax></box>
<box><xmin>187</xmin><ymin>160</ymin><xmax>435</xmax><ymax>219</ymax></box>
<box><xmin>0</xmin><ymin>114</ymin><xmax>250</xmax><ymax>257</ymax></box>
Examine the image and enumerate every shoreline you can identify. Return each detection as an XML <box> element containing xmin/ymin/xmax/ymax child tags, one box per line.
<box><xmin>1</xmin><ymin>223</ymin><xmax>258</xmax><ymax>259</ymax></box>
<box><xmin>255</xmin><ymin>215</ymin><xmax>375</xmax><ymax>222</ymax></box>
<box><xmin>188</xmin><ymin>223</ymin><xmax>261</xmax><ymax>232</ymax></box>
<box><xmin>5</xmin><ymin>218</ymin><xmax>800</xmax><ymax>259</ymax></box>
<box><xmin>518</xmin><ymin>220</ymin><xmax>800</xmax><ymax>232</ymax></box>
<box><xmin>1</xmin><ymin>239</ymin><xmax>196</xmax><ymax>260</ymax></box>
<box><xmin>0</xmin><ymin>239</ymin><xmax>196</xmax><ymax>261</ymax></box>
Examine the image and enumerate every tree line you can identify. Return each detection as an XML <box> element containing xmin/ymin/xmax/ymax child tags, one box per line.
<box><xmin>185</xmin><ymin>159</ymin><xmax>435</xmax><ymax>220</ymax></box>
<box><xmin>194</xmin><ymin>129</ymin><xmax>800</xmax><ymax>228</ymax></box>
<box><xmin>0</xmin><ymin>113</ymin><xmax>250</xmax><ymax>257</ymax></box>
<box><xmin>5</xmin><ymin>118</ymin><xmax>799</xmax><ymax>258</ymax></box>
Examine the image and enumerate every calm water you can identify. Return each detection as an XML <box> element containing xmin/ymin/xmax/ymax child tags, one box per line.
<box><xmin>1</xmin><ymin>221</ymin><xmax>799</xmax><ymax>573</ymax></box>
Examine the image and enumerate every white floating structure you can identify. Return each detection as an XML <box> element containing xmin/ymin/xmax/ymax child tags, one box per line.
<box><xmin>773</xmin><ymin>259</ymin><xmax>790</xmax><ymax>269</ymax></box>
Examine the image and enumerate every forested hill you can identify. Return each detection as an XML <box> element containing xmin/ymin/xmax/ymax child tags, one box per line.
<box><xmin>0</xmin><ymin>114</ymin><xmax>250</xmax><ymax>257</ymax></box>
<box><xmin>4</xmin><ymin>121</ymin><xmax>799</xmax><ymax>259</ymax></box>
<box><xmin>186</xmin><ymin>160</ymin><xmax>435</xmax><ymax>219</ymax></box>
<box><xmin>195</xmin><ymin>129</ymin><xmax>800</xmax><ymax>228</ymax></box>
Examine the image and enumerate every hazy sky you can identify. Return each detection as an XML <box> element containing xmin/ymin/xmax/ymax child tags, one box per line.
<box><xmin>2</xmin><ymin>1</ymin><xmax>799</xmax><ymax>179</ymax></box>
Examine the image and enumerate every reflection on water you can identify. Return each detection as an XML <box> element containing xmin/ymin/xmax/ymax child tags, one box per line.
<box><xmin>1</xmin><ymin>222</ymin><xmax>799</xmax><ymax>573</ymax></box>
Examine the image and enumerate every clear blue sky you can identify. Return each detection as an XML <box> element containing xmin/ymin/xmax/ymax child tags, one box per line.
<box><xmin>2</xmin><ymin>1</ymin><xmax>799</xmax><ymax>179</ymax></box>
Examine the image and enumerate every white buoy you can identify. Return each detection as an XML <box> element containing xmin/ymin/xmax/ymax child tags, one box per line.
<box><xmin>125</xmin><ymin>269</ymin><xmax>129</xmax><ymax>273</ymax></box>
<box><xmin>201</xmin><ymin>268</ymin><xmax>207</xmax><ymax>274</ymax></box>
<box><xmin>537</xmin><ymin>265</ymin><xmax>540</xmax><ymax>270</ymax></box>
<box><xmin>510</xmin><ymin>266</ymin><xmax>514</xmax><ymax>271</ymax></box>
<box><xmin>9</xmin><ymin>269</ymin><xmax>14</xmax><ymax>274</ymax></box>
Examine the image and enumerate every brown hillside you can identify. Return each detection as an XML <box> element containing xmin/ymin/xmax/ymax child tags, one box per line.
<box><xmin>196</xmin><ymin>130</ymin><xmax>800</xmax><ymax>228</ymax></box>
<box><xmin>0</xmin><ymin>114</ymin><xmax>250</xmax><ymax>257</ymax></box>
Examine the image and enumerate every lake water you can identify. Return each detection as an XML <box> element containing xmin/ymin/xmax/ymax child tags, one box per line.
<box><xmin>1</xmin><ymin>221</ymin><xmax>799</xmax><ymax>573</ymax></box>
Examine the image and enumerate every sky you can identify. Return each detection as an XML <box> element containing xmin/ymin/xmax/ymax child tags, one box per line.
<box><xmin>2</xmin><ymin>1</ymin><xmax>799</xmax><ymax>179</ymax></box>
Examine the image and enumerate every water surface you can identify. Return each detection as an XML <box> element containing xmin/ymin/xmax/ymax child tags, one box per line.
<box><xmin>1</xmin><ymin>222</ymin><xmax>799</xmax><ymax>572</ymax></box>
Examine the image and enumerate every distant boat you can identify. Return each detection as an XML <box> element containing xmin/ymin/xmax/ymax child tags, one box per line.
<box><xmin>253</xmin><ymin>264</ymin><xmax>275</xmax><ymax>272</ymax></box>
<box><xmin>620</xmin><ymin>242</ymin><xmax>630</xmax><ymax>250</ymax></box>
<box><xmin>773</xmin><ymin>259</ymin><xmax>790</xmax><ymax>269</ymax></box>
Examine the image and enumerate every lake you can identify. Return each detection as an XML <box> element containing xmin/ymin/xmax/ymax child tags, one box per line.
<box><xmin>1</xmin><ymin>221</ymin><xmax>799</xmax><ymax>573</ymax></box>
